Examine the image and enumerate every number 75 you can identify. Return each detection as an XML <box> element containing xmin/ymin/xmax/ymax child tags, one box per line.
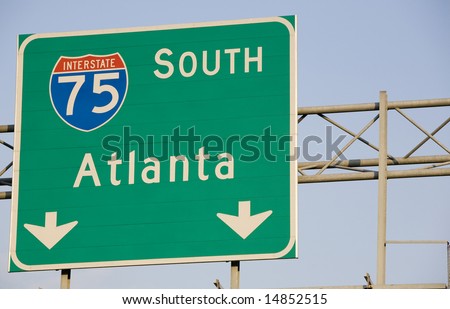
<box><xmin>58</xmin><ymin>72</ymin><xmax>120</xmax><ymax>116</ymax></box>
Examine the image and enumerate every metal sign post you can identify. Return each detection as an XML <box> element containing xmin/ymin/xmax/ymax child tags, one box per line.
<box><xmin>60</xmin><ymin>269</ymin><xmax>71</xmax><ymax>289</ymax></box>
<box><xmin>376</xmin><ymin>91</ymin><xmax>388</xmax><ymax>286</ymax></box>
<box><xmin>230</xmin><ymin>261</ymin><xmax>240</xmax><ymax>289</ymax></box>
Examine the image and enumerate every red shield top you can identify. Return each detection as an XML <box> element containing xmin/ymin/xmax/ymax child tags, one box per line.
<box><xmin>53</xmin><ymin>53</ymin><xmax>126</xmax><ymax>73</ymax></box>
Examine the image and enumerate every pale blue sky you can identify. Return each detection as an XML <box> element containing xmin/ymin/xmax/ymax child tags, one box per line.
<box><xmin>0</xmin><ymin>0</ymin><xmax>449</xmax><ymax>288</ymax></box>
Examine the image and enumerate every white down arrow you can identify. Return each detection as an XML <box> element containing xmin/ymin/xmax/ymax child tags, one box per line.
<box><xmin>217</xmin><ymin>201</ymin><xmax>272</xmax><ymax>239</ymax></box>
<box><xmin>24</xmin><ymin>212</ymin><xmax>78</xmax><ymax>250</ymax></box>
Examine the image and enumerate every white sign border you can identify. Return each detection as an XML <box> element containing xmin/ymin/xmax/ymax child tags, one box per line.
<box><xmin>10</xmin><ymin>15</ymin><xmax>298</xmax><ymax>271</ymax></box>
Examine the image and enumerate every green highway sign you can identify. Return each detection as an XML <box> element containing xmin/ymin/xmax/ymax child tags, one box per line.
<box><xmin>10</xmin><ymin>16</ymin><xmax>298</xmax><ymax>271</ymax></box>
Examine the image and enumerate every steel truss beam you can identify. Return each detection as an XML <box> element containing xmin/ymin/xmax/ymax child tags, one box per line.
<box><xmin>299</xmin><ymin>154</ymin><xmax>450</xmax><ymax>170</ymax></box>
<box><xmin>298</xmin><ymin>98</ymin><xmax>450</xmax><ymax>115</ymax></box>
<box><xmin>0</xmin><ymin>124</ymin><xmax>13</xmax><ymax>200</ymax></box>
<box><xmin>0</xmin><ymin>125</ymin><xmax>14</xmax><ymax>133</ymax></box>
<box><xmin>297</xmin><ymin>93</ymin><xmax>450</xmax><ymax>288</ymax></box>
<box><xmin>297</xmin><ymin>97</ymin><xmax>450</xmax><ymax>183</ymax></box>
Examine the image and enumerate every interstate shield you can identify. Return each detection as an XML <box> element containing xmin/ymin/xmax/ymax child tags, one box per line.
<box><xmin>49</xmin><ymin>53</ymin><xmax>128</xmax><ymax>132</ymax></box>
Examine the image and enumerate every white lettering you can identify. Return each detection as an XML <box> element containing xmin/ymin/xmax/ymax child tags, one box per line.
<box><xmin>141</xmin><ymin>157</ymin><xmax>160</xmax><ymax>184</ymax></box>
<box><xmin>215</xmin><ymin>153</ymin><xmax>234</xmax><ymax>180</ymax></box>
<box><xmin>179</xmin><ymin>51</ymin><xmax>197</xmax><ymax>78</ymax></box>
<box><xmin>128</xmin><ymin>150</ymin><xmax>135</xmax><ymax>185</ymax></box>
<box><xmin>74</xmin><ymin>149</ymin><xmax>235</xmax><ymax>188</ymax></box>
<box><xmin>245</xmin><ymin>47</ymin><xmax>262</xmax><ymax>73</ymax></box>
<box><xmin>154</xmin><ymin>48</ymin><xmax>174</xmax><ymax>79</ymax></box>
<box><xmin>202</xmin><ymin>50</ymin><xmax>220</xmax><ymax>76</ymax></box>
<box><xmin>195</xmin><ymin>146</ymin><xmax>210</xmax><ymax>181</ymax></box>
<box><xmin>224</xmin><ymin>48</ymin><xmax>240</xmax><ymax>74</ymax></box>
<box><xmin>73</xmin><ymin>153</ymin><xmax>101</xmax><ymax>187</ymax></box>
<box><xmin>153</xmin><ymin>46</ymin><xmax>263</xmax><ymax>79</ymax></box>
<box><xmin>170</xmin><ymin>155</ymin><xmax>189</xmax><ymax>182</ymax></box>
<box><xmin>108</xmin><ymin>153</ymin><xmax>122</xmax><ymax>186</ymax></box>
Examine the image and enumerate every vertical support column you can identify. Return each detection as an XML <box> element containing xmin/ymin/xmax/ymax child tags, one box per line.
<box><xmin>230</xmin><ymin>261</ymin><xmax>240</xmax><ymax>289</ymax></box>
<box><xmin>377</xmin><ymin>91</ymin><xmax>388</xmax><ymax>286</ymax></box>
<box><xmin>61</xmin><ymin>269</ymin><xmax>71</xmax><ymax>289</ymax></box>
<box><xmin>447</xmin><ymin>242</ymin><xmax>449</xmax><ymax>288</ymax></box>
